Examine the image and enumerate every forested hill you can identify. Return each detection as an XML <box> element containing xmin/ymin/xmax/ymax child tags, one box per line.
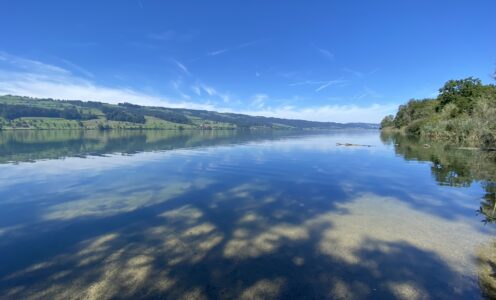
<box><xmin>0</xmin><ymin>95</ymin><xmax>378</xmax><ymax>130</ymax></box>
<box><xmin>380</xmin><ymin>77</ymin><xmax>496</xmax><ymax>148</ymax></box>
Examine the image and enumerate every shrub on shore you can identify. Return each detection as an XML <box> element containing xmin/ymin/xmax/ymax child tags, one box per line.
<box><xmin>381</xmin><ymin>77</ymin><xmax>496</xmax><ymax>147</ymax></box>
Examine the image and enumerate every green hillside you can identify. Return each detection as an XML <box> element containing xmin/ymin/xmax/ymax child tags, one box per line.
<box><xmin>0</xmin><ymin>95</ymin><xmax>378</xmax><ymax>130</ymax></box>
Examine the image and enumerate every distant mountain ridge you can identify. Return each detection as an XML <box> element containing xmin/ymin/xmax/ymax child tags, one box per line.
<box><xmin>0</xmin><ymin>95</ymin><xmax>379</xmax><ymax>130</ymax></box>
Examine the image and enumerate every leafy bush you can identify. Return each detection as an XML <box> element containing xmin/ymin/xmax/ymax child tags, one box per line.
<box><xmin>386</xmin><ymin>77</ymin><xmax>496</xmax><ymax>147</ymax></box>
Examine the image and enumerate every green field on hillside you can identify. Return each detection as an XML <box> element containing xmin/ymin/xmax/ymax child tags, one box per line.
<box><xmin>0</xmin><ymin>95</ymin><xmax>378</xmax><ymax>130</ymax></box>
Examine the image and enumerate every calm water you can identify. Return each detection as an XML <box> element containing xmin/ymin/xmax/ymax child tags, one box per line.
<box><xmin>0</xmin><ymin>130</ymin><xmax>495</xmax><ymax>299</ymax></box>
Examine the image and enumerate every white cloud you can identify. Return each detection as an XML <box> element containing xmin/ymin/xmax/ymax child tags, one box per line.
<box><xmin>315</xmin><ymin>80</ymin><xmax>347</xmax><ymax>92</ymax></box>
<box><xmin>0</xmin><ymin>51</ymin><xmax>69</xmax><ymax>75</ymax></box>
<box><xmin>289</xmin><ymin>80</ymin><xmax>325</xmax><ymax>86</ymax></box>
<box><xmin>0</xmin><ymin>52</ymin><xmax>396</xmax><ymax>123</ymax></box>
<box><xmin>148</xmin><ymin>30</ymin><xmax>194</xmax><ymax>42</ymax></box>
<box><xmin>250</xmin><ymin>94</ymin><xmax>268</xmax><ymax>109</ymax></box>
<box><xmin>148</xmin><ymin>30</ymin><xmax>175</xmax><ymax>41</ymax></box>
<box><xmin>351</xmin><ymin>87</ymin><xmax>382</xmax><ymax>100</ymax></box>
<box><xmin>198</xmin><ymin>84</ymin><xmax>232</xmax><ymax>103</ymax></box>
<box><xmin>342</xmin><ymin>68</ymin><xmax>364</xmax><ymax>78</ymax></box>
<box><xmin>208</xmin><ymin>48</ymin><xmax>230</xmax><ymax>57</ymax></box>
<box><xmin>220</xmin><ymin>94</ymin><xmax>231</xmax><ymax>103</ymax></box>
<box><xmin>201</xmin><ymin>84</ymin><xmax>216</xmax><ymax>96</ymax></box>
<box><xmin>191</xmin><ymin>85</ymin><xmax>202</xmax><ymax>96</ymax></box>
<box><xmin>57</xmin><ymin>58</ymin><xmax>95</xmax><ymax>78</ymax></box>
<box><xmin>234</xmin><ymin>103</ymin><xmax>397</xmax><ymax>123</ymax></box>
<box><xmin>316</xmin><ymin>47</ymin><xmax>335</xmax><ymax>60</ymax></box>
<box><xmin>290</xmin><ymin>79</ymin><xmax>347</xmax><ymax>90</ymax></box>
<box><xmin>0</xmin><ymin>52</ymin><xmax>213</xmax><ymax>110</ymax></box>
<box><xmin>172</xmin><ymin>59</ymin><xmax>190</xmax><ymax>75</ymax></box>
<box><xmin>207</xmin><ymin>39</ymin><xmax>264</xmax><ymax>57</ymax></box>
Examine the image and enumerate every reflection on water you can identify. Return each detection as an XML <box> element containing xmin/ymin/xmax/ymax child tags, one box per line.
<box><xmin>381</xmin><ymin>132</ymin><xmax>496</xmax><ymax>224</ymax></box>
<box><xmin>381</xmin><ymin>132</ymin><xmax>496</xmax><ymax>299</ymax></box>
<box><xmin>0</xmin><ymin>130</ymin><xmax>495</xmax><ymax>299</ymax></box>
<box><xmin>0</xmin><ymin>130</ymin><xmax>311</xmax><ymax>164</ymax></box>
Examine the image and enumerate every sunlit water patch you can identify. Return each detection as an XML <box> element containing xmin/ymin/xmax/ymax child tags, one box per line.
<box><xmin>0</xmin><ymin>130</ymin><xmax>494</xmax><ymax>299</ymax></box>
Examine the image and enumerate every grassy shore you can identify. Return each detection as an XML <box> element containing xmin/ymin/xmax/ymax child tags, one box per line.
<box><xmin>381</xmin><ymin>77</ymin><xmax>496</xmax><ymax>148</ymax></box>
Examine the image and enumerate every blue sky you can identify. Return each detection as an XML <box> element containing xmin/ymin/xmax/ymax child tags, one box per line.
<box><xmin>0</xmin><ymin>0</ymin><xmax>495</xmax><ymax>122</ymax></box>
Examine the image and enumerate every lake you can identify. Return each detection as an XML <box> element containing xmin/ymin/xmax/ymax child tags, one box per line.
<box><xmin>0</xmin><ymin>130</ymin><xmax>495</xmax><ymax>299</ymax></box>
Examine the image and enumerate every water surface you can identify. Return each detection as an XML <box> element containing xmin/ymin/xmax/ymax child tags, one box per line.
<box><xmin>0</xmin><ymin>130</ymin><xmax>494</xmax><ymax>299</ymax></box>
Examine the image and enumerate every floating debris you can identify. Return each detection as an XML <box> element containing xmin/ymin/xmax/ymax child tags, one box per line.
<box><xmin>336</xmin><ymin>143</ymin><xmax>372</xmax><ymax>147</ymax></box>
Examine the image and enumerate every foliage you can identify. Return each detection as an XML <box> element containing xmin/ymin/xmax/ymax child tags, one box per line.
<box><xmin>384</xmin><ymin>77</ymin><xmax>496</xmax><ymax>147</ymax></box>
<box><xmin>380</xmin><ymin>115</ymin><xmax>394</xmax><ymax>128</ymax></box>
<box><xmin>438</xmin><ymin>77</ymin><xmax>480</xmax><ymax>113</ymax></box>
<box><xmin>101</xmin><ymin>106</ymin><xmax>146</xmax><ymax>124</ymax></box>
<box><xmin>393</xmin><ymin>99</ymin><xmax>437</xmax><ymax>128</ymax></box>
<box><xmin>0</xmin><ymin>103</ymin><xmax>96</xmax><ymax>121</ymax></box>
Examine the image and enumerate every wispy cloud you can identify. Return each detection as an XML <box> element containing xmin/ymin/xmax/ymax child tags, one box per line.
<box><xmin>250</xmin><ymin>94</ymin><xmax>268</xmax><ymax>109</ymax></box>
<box><xmin>316</xmin><ymin>47</ymin><xmax>335</xmax><ymax>61</ymax></box>
<box><xmin>289</xmin><ymin>79</ymin><xmax>348</xmax><ymax>92</ymax></box>
<box><xmin>171</xmin><ymin>59</ymin><xmax>190</xmax><ymax>75</ymax></box>
<box><xmin>278</xmin><ymin>70</ymin><xmax>300</xmax><ymax>79</ymax></box>
<box><xmin>351</xmin><ymin>87</ymin><xmax>382</xmax><ymax>100</ymax></box>
<box><xmin>289</xmin><ymin>80</ymin><xmax>326</xmax><ymax>86</ymax></box>
<box><xmin>0</xmin><ymin>52</ymin><xmax>214</xmax><ymax>110</ymax></box>
<box><xmin>207</xmin><ymin>39</ymin><xmax>265</xmax><ymax>56</ymax></box>
<box><xmin>0</xmin><ymin>52</ymin><xmax>394</xmax><ymax>123</ymax></box>
<box><xmin>0</xmin><ymin>51</ymin><xmax>69</xmax><ymax>76</ymax></box>
<box><xmin>342</xmin><ymin>68</ymin><xmax>364</xmax><ymax>78</ymax></box>
<box><xmin>148</xmin><ymin>30</ymin><xmax>175</xmax><ymax>41</ymax></box>
<box><xmin>56</xmin><ymin>57</ymin><xmax>95</xmax><ymax>78</ymax></box>
<box><xmin>198</xmin><ymin>84</ymin><xmax>231</xmax><ymax>103</ymax></box>
<box><xmin>170</xmin><ymin>79</ymin><xmax>192</xmax><ymax>100</ymax></box>
<box><xmin>208</xmin><ymin>49</ymin><xmax>229</xmax><ymax>57</ymax></box>
<box><xmin>315</xmin><ymin>81</ymin><xmax>341</xmax><ymax>92</ymax></box>
<box><xmin>191</xmin><ymin>85</ymin><xmax>201</xmax><ymax>96</ymax></box>
<box><xmin>148</xmin><ymin>30</ymin><xmax>194</xmax><ymax>42</ymax></box>
<box><xmin>201</xmin><ymin>84</ymin><xmax>216</xmax><ymax>96</ymax></box>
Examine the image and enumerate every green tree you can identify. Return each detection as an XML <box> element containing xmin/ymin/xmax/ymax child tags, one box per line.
<box><xmin>380</xmin><ymin>115</ymin><xmax>394</xmax><ymax>128</ymax></box>
<box><xmin>437</xmin><ymin>77</ymin><xmax>484</xmax><ymax>114</ymax></box>
<box><xmin>393</xmin><ymin>99</ymin><xmax>436</xmax><ymax>128</ymax></box>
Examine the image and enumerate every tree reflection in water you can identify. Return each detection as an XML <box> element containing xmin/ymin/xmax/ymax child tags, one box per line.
<box><xmin>381</xmin><ymin>132</ymin><xmax>496</xmax><ymax>298</ymax></box>
<box><xmin>0</xmin><ymin>130</ymin><xmax>495</xmax><ymax>299</ymax></box>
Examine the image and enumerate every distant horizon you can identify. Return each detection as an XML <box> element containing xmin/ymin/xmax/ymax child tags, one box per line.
<box><xmin>1</xmin><ymin>1</ymin><xmax>495</xmax><ymax>123</ymax></box>
<box><xmin>0</xmin><ymin>94</ymin><xmax>380</xmax><ymax>125</ymax></box>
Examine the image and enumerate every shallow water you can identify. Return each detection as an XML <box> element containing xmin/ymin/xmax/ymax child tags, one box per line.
<box><xmin>0</xmin><ymin>130</ymin><xmax>494</xmax><ymax>299</ymax></box>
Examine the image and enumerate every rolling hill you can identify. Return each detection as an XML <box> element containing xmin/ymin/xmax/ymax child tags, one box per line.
<box><xmin>0</xmin><ymin>95</ymin><xmax>379</xmax><ymax>130</ymax></box>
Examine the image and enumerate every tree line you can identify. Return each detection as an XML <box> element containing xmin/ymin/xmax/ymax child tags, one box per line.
<box><xmin>0</xmin><ymin>103</ymin><xmax>97</xmax><ymax>121</ymax></box>
<box><xmin>381</xmin><ymin>77</ymin><xmax>496</xmax><ymax>147</ymax></box>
